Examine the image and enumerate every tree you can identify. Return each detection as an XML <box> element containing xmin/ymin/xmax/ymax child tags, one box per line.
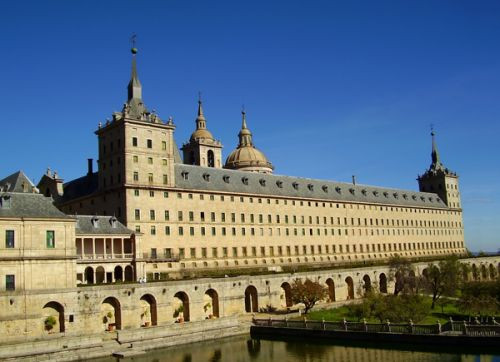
<box><xmin>389</xmin><ymin>255</ymin><xmax>417</xmax><ymax>295</ymax></box>
<box><xmin>420</xmin><ymin>255</ymin><xmax>467</xmax><ymax>309</ymax></box>
<box><xmin>290</xmin><ymin>278</ymin><xmax>327</xmax><ymax>314</ymax></box>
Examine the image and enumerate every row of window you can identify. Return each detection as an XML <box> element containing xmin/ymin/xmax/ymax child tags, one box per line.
<box><xmin>101</xmin><ymin>137</ymin><xmax>168</xmax><ymax>155</ymax></box>
<box><xmin>141</xmin><ymin>224</ymin><xmax>462</xmax><ymax>238</ymax></box>
<box><xmin>150</xmin><ymin>240</ymin><xmax>463</xmax><ymax>260</ymax></box>
<box><xmin>4</xmin><ymin>230</ymin><xmax>55</xmax><ymax>249</ymax></box>
<box><xmin>134</xmin><ymin>209</ymin><xmax>462</xmax><ymax>229</ymax></box>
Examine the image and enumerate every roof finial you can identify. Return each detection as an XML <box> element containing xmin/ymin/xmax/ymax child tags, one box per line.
<box><xmin>130</xmin><ymin>33</ymin><xmax>138</xmax><ymax>54</ymax></box>
<box><xmin>241</xmin><ymin>105</ymin><xmax>247</xmax><ymax>130</ymax></box>
<box><xmin>127</xmin><ymin>33</ymin><xmax>142</xmax><ymax>102</ymax></box>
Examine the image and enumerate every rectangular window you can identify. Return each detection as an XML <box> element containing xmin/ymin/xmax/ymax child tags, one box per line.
<box><xmin>162</xmin><ymin>141</ymin><xmax>167</xmax><ymax>150</ymax></box>
<box><xmin>134</xmin><ymin>189</ymin><xmax>139</xmax><ymax>196</ymax></box>
<box><xmin>212</xmin><ymin>247</ymin><xmax>218</xmax><ymax>258</ymax></box>
<box><xmin>46</xmin><ymin>231</ymin><xmax>55</xmax><ymax>248</ymax></box>
<box><xmin>164</xmin><ymin>210</ymin><xmax>170</xmax><ymax>221</ymax></box>
<box><xmin>221</xmin><ymin>213</ymin><xmax>226</xmax><ymax>222</ymax></box>
<box><xmin>147</xmin><ymin>139</ymin><xmax>153</xmax><ymax>148</ymax></box>
<box><xmin>164</xmin><ymin>248</ymin><xmax>172</xmax><ymax>258</ymax></box>
<box><xmin>150</xmin><ymin>210</ymin><xmax>155</xmax><ymax>220</ymax></box>
<box><xmin>190</xmin><ymin>248</ymin><xmax>196</xmax><ymax>258</ymax></box>
<box><xmin>133</xmin><ymin>155</ymin><xmax>138</xmax><ymax>163</ymax></box>
<box><xmin>165</xmin><ymin>226</ymin><xmax>170</xmax><ymax>235</ymax></box>
<box><xmin>202</xmin><ymin>248</ymin><xmax>207</xmax><ymax>258</ymax></box>
<box><xmin>163</xmin><ymin>175</ymin><xmax>168</xmax><ymax>184</ymax></box>
<box><xmin>179</xmin><ymin>248</ymin><xmax>185</xmax><ymax>259</ymax></box>
<box><xmin>148</xmin><ymin>157</ymin><xmax>153</xmax><ymax>164</ymax></box>
<box><xmin>151</xmin><ymin>226</ymin><xmax>156</xmax><ymax>235</ymax></box>
<box><xmin>5</xmin><ymin>275</ymin><xmax>15</xmax><ymax>291</ymax></box>
<box><xmin>148</xmin><ymin>173</ymin><xmax>153</xmax><ymax>183</ymax></box>
<box><xmin>201</xmin><ymin>227</ymin><xmax>206</xmax><ymax>236</ymax></box>
<box><xmin>211</xmin><ymin>212</ymin><xmax>216</xmax><ymax>222</ymax></box>
<box><xmin>178</xmin><ymin>211</ymin><xmax>183</xmax><ymax>221</ymax></box>
<box><xmin>223</xmin><ymin>247</ymin><xmax>228</xmax><ymax>257</ymax></box>
<box><xmin>5</xmin><ymin>230</ymin><xmax>14</xmax><ymax>248</ymax></box>
<box><xmin>133</xmin><ymin>172</ymin><xmax>139</xmax><ymax>181</ymax></box>
<box><xmin>132</xmin><ymin>137</ymin><xmax>138</xmax><ymax>147</ymax></box>
<box><xmin>135</xmin><ymin>209</ymin><xmax>140</xmax><ymax>220</ymax></box>
<box><xmin>189</xmin><ymin>211</ymin><xmax>194</xmax><ymax>221</ymax></box>
<box><xmin>178</xmin><ymin>226</ymin><xmax>184</xmax><ymax>236</ymax></box>
<box><xmin>232</xmin><ymin>247</ymin><xmax>238</xmax><ymax>257</ymax></box>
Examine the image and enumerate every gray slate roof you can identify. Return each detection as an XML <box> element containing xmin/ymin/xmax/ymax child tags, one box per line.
<box><xmin>0</xmin><ymin>171</ymin><xmax>35</xmax><ymax>193</ymax></box>
<box><xmin>174</xmin><ymin>164</ymin><xmax>447</xmax><ymax>209</ymax></box>
<box><xmin>61</xmin><ymin>173</ymin><xmax>98</xmax><ymax>202</ymax></box>
<box><xmin>0</xmin><ymin>192</ymin><xmax>72</xmax><ymax>219</ymax></box>
<box><xmin>74</xmin><ymin>215</ymin><xmax>134</xmax><ymax>235</ymax></box>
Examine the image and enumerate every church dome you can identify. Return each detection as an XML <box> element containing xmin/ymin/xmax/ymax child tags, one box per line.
<box><xmin>190</xmin><ymin>128</ymin><xmax>214</xmax><ymax>142</ymax></box>
<box><xmin>224</xmin><ymin>111</ymin><xmax>273</xmax><ymax>174</ymax></box>
<box><xmin>189</xmin><ymin>99</ymin><xmax>215</xmax><ymax>142</ymax></box>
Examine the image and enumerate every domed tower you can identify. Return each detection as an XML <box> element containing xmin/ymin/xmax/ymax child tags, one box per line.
<box><xmin>417</xmin><ymin>129</ymin><xmax>461</xmax><ymax>209</ymax></box>
<box><xmin>224</xmin><ymin>110</ymin><xmax>274</xmax><ymax>174</ymax></box>
<box><xmin>181</xmin><ymin>97</ymin><xmax>223</xmax><ymax>167</ymax></box>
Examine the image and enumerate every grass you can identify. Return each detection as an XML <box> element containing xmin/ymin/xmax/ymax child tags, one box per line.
<box><xmin>305</xmin><ymin>298</ymin><xmax>488</xmax><ymax>325</ymax></box>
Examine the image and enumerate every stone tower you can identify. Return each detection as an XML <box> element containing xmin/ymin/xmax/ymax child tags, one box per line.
<box><xmin>181</xmin><ymin>97</ymin><xmax>223</xmax><ymax>168</ymax></box>
<box><xmin>418</xmin><ymin>130</ymin><xmax>461</xmax><ymax>209</ymax></box>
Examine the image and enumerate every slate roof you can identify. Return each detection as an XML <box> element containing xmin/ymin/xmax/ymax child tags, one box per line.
<box><xmin>0</xmin><ymin>192</ymin><xmax>72</xmax><ymax>219</ymax></box>
<box><xmin>61</xmin><ymin>173</ymin><xmax>98</xmax><ymax>202</ymax></box>
<box><xmin>74</xmin><ymin>215</ymin><xmax>134</xmax><ymax>235</ymax></box>
<box><xmin>0</xmin><ymin>171</ymin><xmax>36</xmax><ymax>193</ymax></box>
<box><xmin>173</xmin><ymin>164</ymin><xmax>448</xmax><ymax>209</ymax></box>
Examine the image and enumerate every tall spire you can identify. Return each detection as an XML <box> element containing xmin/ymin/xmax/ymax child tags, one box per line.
<box><xmin>429</xmin><ymin>128</ymin><xmax>445</xmax><ymax>172</ymax></box>
<box><xmin>196</xmin><ymin>92</ymin><xmax>206</xmax><ymax>129</ymax></box>
<box><xmin>127</xmin><ymin>47</ymin><xmax>142</xmax><ymax>101</ymax></box>
<box><xmin>238</xmin><ymin>109</ymin><xmax>253</xmax><ymax>147</ymax></box>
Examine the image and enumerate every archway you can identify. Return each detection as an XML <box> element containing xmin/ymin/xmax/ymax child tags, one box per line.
<box><xmin>173</xmin><ymin>292</ymin><xmax>190</xmax><ymax>322</ymax></box>
<box><xmin>488</xmin><ymin>264</ymin><xmax>496</xmax><ymax>279</ymax></box>
<box><xmin>472</xmin><ymin>264</ymin><xmax>479</xmax><ymax>281</ymax></box>
<box><xmin>345</xmin><ymin>277</ymin><xmax>354</xmax><ymax>300</ymax></box>
<box><xmin>362</xmin><ymin>274</ymin><xmax>371</xmax><ymax>293</ymax></box>
<box><xmin>280</xmin><ymin>282</ymin><xmax>293</xmax><ymax>308</ymax></box>
<box><xmin>244</xmin><ymin>285</ymin><xmax>259</xmax><ymax>313</ymax></box>
<box><xmin>379</xmin><ymin>273</ymin><xmax>387</xmax><ymax>293</ymax></box>
<box><xmin>204</xmin><ymin>289</ymin><xmax>220</xmax><ymax>318</ymax></box>
<box><xmin>207</xmin><ymin>150</ymin><xmax>215</xmax><ymax>167</ymax></box>
<box><xmin>101</xmin><ymin>297</ymin><xmax>121</xmax><ymax>331</ymax></box>
<box><xmin>114</xmin><ymin>266</ymin><xmax>123</xmax><ymax>282</ymax></box>
<box><xmin>481</xmin><ymin>265</ymin><xmax>488</xmax><ymax>280</ymax></box>
<box><xmin>84</xmin><ymin>266</ymin><xmax>94</xmax><ymax>284</ymax></box>
<box><xmin>140</xmin><ymin>294</ymin><xmax>157</xmax><ymax>327</ymax></box>
<box><xmin>42</xmin><ymin>301</ymin><xmax>65</xmax><ymax>333</ymax></box>
<box><xmin>325</xmin><ymin>278</ymin><xmax>336</xmax><ymax>302</ymax></box>
<box><xmin>96</xmin><ymin>266</ymin><xmax>105</xmax><ymax>284</ymax></box>
<box><xmin>124</xmin><ymin>265</ymin><xmax>134</xmax><ymax>282</ymax></box>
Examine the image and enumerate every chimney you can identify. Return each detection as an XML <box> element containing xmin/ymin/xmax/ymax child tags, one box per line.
<box><xmin>87</xmin><ymin>158</ymin><xmax>93</xmax><ymax>176</ymax></box>
<box><xmin>352</xmin><ymin>175</ymin><xmax>356</xmax><ymax>185</ymax></box>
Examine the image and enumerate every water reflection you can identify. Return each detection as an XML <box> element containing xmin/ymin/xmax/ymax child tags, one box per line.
<box><xmin>91</xmin><ymin>335</ymin><xmax>499</xmax><ymax>362</ymax></box>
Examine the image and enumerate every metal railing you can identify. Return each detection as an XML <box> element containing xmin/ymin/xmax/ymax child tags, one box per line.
<box><xmin>252</xmin><ymin>318</ymin><xmax>500</xmax><ymax>337</ymax></box>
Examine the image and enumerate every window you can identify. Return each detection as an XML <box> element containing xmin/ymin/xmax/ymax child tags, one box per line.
<box><xmin>148</xmin><ymin>157</ymin><xmax>153</xmax><ymax>164</ymax></box>
<box><xmin>147</xmin><ymin>139</ymin><xmax>152</xmax><ymax>148</ymax></box>
<box><xmin>5</xmin><ymin>275</ymin><xmax>15</xmax><ymax>291</ymax></box>
<box><xmin>134</xmin><ymin>189</ymin><xmax>139</xmax><ymax>196</ymax></box>
<box><xmin>148</xmin><ymin>173</ymin><xmax>153</xmax><ymax>183</ymax></box>
<box><xmin>165</xmin><ymin>226</ymin><xmax>170</xmax><ymax>235</ymax></box>
<box><xmin>135</xmin><ymin>209</ymin><xmax>141</xmax><ymax>220</ymax></box>
<box><xmin>5</xmin><ymin>230</ymin><xmax>14</xmax><ymax>248</ymax></box>
<box><xmin>163</xmin><ymin>175</ymin><xmax>168</xmax><ymax>184</ymax></box>
<box><xmin>150</xmin><ymin>210</ymin><xmax>156</xmax><ymax>220</ymax></box>
<box><xmin>133</xmin><ymin>155</ymin><xmax>138</xmax><ymax>163</ymax></box>
<box><xmin>178</xmin><ymin>211</ymin><xmax>183</xmax><ymax>221</ymax></box>
<box><xmin>46</xmin><ymin>230</ymin><xmax>55</xmax><ymax>248</ymax></box>
<box><xmin>132</xmin><ymin>137</ymin><xmax>138</xmax><ymax>147</ymax></box>
<box><xmin>151</xmin><ymin>226</ymin><xmax>156</xmax><ymax>235</ymax></box>
<box><xmin>133</xmin><ymin>172</ymin><xmax>139</xmax><ymax>181</ymax></box>
<box><xmin>162</xmin><ymin>141</ymin><xmax>167</xmax><ymax>150</ymax></box>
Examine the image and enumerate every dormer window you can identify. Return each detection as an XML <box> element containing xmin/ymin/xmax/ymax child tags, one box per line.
<box><xmin>91</xmin><ymin>216</ymin><xmax>99</xmax><ymax>228</ymax></box>
<box><xmin>307</xmin><ymin>184</ymin><xmax>314</xmax><ymax>191</ymax></box>
<box><xmin>349</xmin><ymin>188</ymin><xmax>355</xmax><ymax>195</ymax></box>
<box><xmin>223</xmin><ymin>175</ymin><xmax>230</xmax><ymax>183</ymax></box>
<box><xmin>322</xmin><ymin>185</ymin><xmax>328</xmax><ymax>193</ymax></box>
<box><xmin>202</xmin><ymin>173</ymin><xmax>210</xmax><ymax>182</ymax></box>
<box><xmin>242</xmin><ymin>177</ymin><xmax>249</xmax><ymax>185</ymax></box>
<box><xmin>428</xmin><ymin>197</ymin><xmax>433</xmax><ymax>202</ymax></box>
<box><xmin>383</xmin><ymin>192</ymin><xmax>389</xmax><ymax>198</ymax></box>
<box><xmin>361</xmin><ymin>189</ymin><xmax>367</xmax><ymax>196</ymax></box>
<box><xmin>393</xmin><ymin>192</ymin><xmax>398</xmax><ymax>199</ymax></box>
<box><xmin>420</xmin><ymin>196</ymin><xmax>426</xmax><ymax>201</ymax></box>
<box><xmin>110</xmin><ymin>216</ymin><xmax>118</xmax><ymax>228</ymax></box>
<box><xmin>276</xmin><ymin>180</ymin><xmax>283</xmax><ymax>188</ymax></box>
<box><xmin>373</xmin><ymin>190</ymin><xmax>379</xmax><ymax>196</ymax></box>
<box><xmin>335</xmin><ymin>186</ymin><xmax>342</xmax><ymax>194</ymax></box>
<box><xmin>402</xmin><ymin>193</ymin><xmax>408</xmax><ymax>199</ymax></box>
<box><xmin>292</xmin><ymin>182</ymin><xmax>299</xmax><ymax>190</ymax></box>
<box><xmin>259</xmin><ymin>179</ymin><xmax>266</xmax><ymax>187</ymax></box>
<box><xmin>0</xmin><ymin>196</ymin><xmax>11</xmax><ymax>209</ymax></box>
<box><xmin>181</xmin><ymin>171</ymin><xmax>189</xmax><ymax>180</ymax></box>
<box><xmin>412</xmin><ymin>195</ymin><xmax>417</xmax><ymax>200</ymax></box>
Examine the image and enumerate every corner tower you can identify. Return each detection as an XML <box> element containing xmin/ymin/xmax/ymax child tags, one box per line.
<box><xmin>418</xmin><ymin>130</ymin><xmax>461</xmax><ymax>209</ymax></box>
<box><xmin>181</xmin><ymin>97</ymin><xmax>223</xmax><ymax>167</ymax></box>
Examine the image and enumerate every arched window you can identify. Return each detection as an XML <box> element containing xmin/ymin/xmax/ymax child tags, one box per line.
<box><xmin>207</xmin><ymin>150</ymin><xmax>215</xmax><ymax>167</ymax></box>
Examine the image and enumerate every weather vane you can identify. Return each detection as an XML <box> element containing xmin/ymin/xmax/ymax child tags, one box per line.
<box><xmin>198</xmin><ymin>91</ymin><xmax>202</xmax><ymax>102</ymax></box>
<box><xmin>130</xmin><ymin>33</ymin><xmax>137</xmax><ymax>48</ymax></box>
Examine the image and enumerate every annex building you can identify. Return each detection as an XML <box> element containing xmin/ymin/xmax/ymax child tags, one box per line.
<box><xmin>37</xmin><ymin>47</ymin><xmax>466</xmax><ymax>282</ymax></box>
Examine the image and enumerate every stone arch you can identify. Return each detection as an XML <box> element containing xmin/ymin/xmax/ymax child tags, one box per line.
<box><xmin>84</xmin><ymin>266</ymin><xmax>94</xmax><ymax>284</ymax></box>
<box><xmin>488</xmin><ymin>264</ymin><xmax>496</xmax><ymax>279</ymax></box>
<box><xmin>244</xmin><ymin>285</ymin><xmax>259</xmax><ymax>313</ymax></box>
<box><xmin>394</xmin><ymin>271</ymin><xmax>403</xmax><ymax>295</ymax></box>
<box><xmin>42</xmin><ymin>301</ymin><xmax>65</xmax><ymax>333</ymax></box>
<box><xmin>345</xmin><ymin>276</ymin><xmax>354</xmax><ymax>300</ymax></box>
<box><xmin>379</xmin><ymin>273</ymin><xmax>387</xmax><ymax>293</ymax></box>
<box><xmin>204</xmin><ymin>289</ymin><xmax>220</xmax><ymax>318</ymax></box>
<box><xmin>173</xmin><ymin>291</ymin><xmax>190</xmax><ymax>322</ymax></box>
<box><xmin>280</xmin><ymin>282</ymin><xmax>293</xmax><ymax>308</ymax></box>
<box><xmin>362</xmin><ymin>274</ymin><xmax>372</xmax><ymax>293</ymax></box>
<box><xmin>325</xmin><ymin>278</ymin><xmax>336</xmax><ymax>302</ymax></box>
<box><xmin>96</xmin><ymin>266</ymin><xmax>105</xmax><ymax>284</ymax></box>
<box><xmin>124</xmin><ymin>265</ymin><xmax>134</xmax><ymax>282</ymax></box>
<box><xmin>207</xmin><ymin>150</ymin><xmax>215</xmax><ymax>167</ymax></box>
<box><xmin>472</xmin><ymin>264</ymin><xmax>479</xmax><ymax>281</ymax></box>
<box><xmin>101</xmin><ymin>297</ymin><xmax>121</xmax><ymax>331</ymax></box>
<box><xmin>114</xmin><ymin>265</ymin><xmax>123</xmax><ymax>282</ymax></box>
<box><xmin>422</xmin><ymin>268</ymin><xmax>429</xmax><ymax>279</ymax></box>
<box><xmin>481</xmin><ymin>265</ymin><xmax>488</xmax><ymax>280</ymax></box>
<box><xmin>140</xmin><ymin>294</ymin><xmax>157</xmax><ymax>327</ymax></box>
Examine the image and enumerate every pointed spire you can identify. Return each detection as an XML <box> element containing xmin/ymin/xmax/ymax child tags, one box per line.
<box><xmin>127</xmin><ymin>47</ymin><xmax>142</xmax><ymax>101</ymax></box>
<box><xmin>196</xmin><ymin>92</ymin><xmax>206</xmax><ymax>126</ymax></box>
<box><xmin>429</xmin><ymin>127</ymin><xmax>446</xmax><ymax>172</ymax></box>
<box><xmin>238</xmin><ymin>108</ymin><xmax>253</xmax><ymax>147</ymax></box>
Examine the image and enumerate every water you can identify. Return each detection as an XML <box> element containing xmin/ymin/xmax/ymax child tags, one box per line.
<box><xmin>93</xmin><ymin>334</ymin><xmax>500</xmax><ymax>362</ymax></box>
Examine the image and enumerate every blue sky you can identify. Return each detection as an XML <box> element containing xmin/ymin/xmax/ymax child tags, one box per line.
<box><xmin>1</xmin><ymin>1</ymin><xmax>499</xmax><ymax>251</ymax></box>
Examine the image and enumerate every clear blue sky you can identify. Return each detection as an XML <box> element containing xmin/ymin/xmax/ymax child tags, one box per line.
<box><xmin>1</xmin><ymin>1</ymin><xmax>499</xmax><ymax>252</ymax></box>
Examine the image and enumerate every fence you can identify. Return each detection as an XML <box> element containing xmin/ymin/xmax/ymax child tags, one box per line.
<box><xmin>252</xmin><ymin>317</ymin><xmax>500</xmax><ymax>337</ymax></box>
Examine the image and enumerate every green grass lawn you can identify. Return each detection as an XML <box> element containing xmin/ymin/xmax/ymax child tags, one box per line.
<box><xmin>305</xmin><ymin>299</ymin><xmax>480</xmax><ymax>325</ymax></box>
